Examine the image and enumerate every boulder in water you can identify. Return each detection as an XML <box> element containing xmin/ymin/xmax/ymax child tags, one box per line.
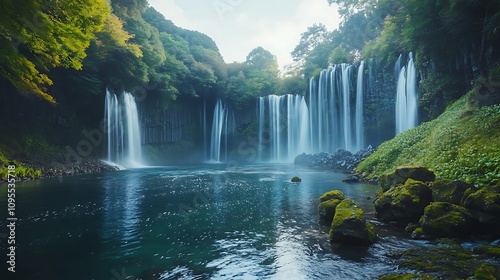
<box><xmin>291</xmin><ymin>176</ymin><xmax>302</xmax><ymax>183</ymax></box>
<box><xmin>318</xmin><ymin>190</ymin><xmax>345</xmax><ymax>225</ymax></box>
<box><xmin>329</xmin><ymin>199</ymin><xmax>377</xmax><ymax>246</ymax></box>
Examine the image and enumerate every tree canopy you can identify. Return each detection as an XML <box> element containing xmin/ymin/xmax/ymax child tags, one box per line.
<box><xmin>0</xmin><ymin>0</ymin><xmax>109</xmax><ymax>103</ymax></box>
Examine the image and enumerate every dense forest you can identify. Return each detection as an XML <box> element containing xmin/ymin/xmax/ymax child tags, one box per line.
<box><xmin>0</xmin><ymin>0</ymin><xmax>499</xmax><ymax>178</ymax></box>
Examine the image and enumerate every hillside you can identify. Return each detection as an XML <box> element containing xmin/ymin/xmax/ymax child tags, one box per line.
<box><xmin>357</xmin><ymin>85</ymin><xmax>500</xmax><ymax>186</ymax></box>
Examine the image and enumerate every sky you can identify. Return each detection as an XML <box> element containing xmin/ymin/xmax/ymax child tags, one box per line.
<box><xmin>147</xmin><ymin>0</ymin><xmax>341</xmax><ymax>69</ymax></box>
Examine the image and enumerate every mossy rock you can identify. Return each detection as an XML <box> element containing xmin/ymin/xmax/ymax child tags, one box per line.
<box><xmin>374</xmin><ymin>179</ymin><xmax>433</xmax><ymax>223</ymax></box>
<box><xmin>419</xmin><ymin>202</ymin><xmax>474</xmax><ymax>238</ymax></box>
<box><xmin>291</xmin><ymin>176</ymin><xmax>302</xmax><ymax>182</ymax></box>
<box><xmin>378</xmin><ymin>166</ymin><xmax>435</xmax><ymax>193</ymax></box>
<box><xmin>318</xmin><ymin>190</ymin><xmax>346</xmax><ymax>225</ymax></box>
<box><xmin>411</xmin><ymin>227</ymin><xmax>428</xmax><ymax>240</ymax></box>
<box><xmin>318</xmin><ymin>199</ymin><xmax>343</xmax><ymax>225</ymax></box>
<box><xmin>394</xmin><ymin>166</ymin><xmax>436</xmax><ymax>184</ymax></box>
<box><xmin>430</xmin><ymin>179</ymin><xmax>475</xmax><ymax>205</ymax></box>
<box><xmin>319</xmin><ymin>190</ymin><xmax>346</xmax><ymax>202</ymax></box>
<box><xmin>462</xmin><ymin>185</ymin><xmax>500</xmax><ymax>235</ymax></box>
<box><xmin>329</xmin><ymin>199</ymin><xmax>377</xmax><ymax>246</ymax></box>
<box><xmin>378</xmin><ymin>273</ymin><xmax>437</xmax><ymax>280</ymax></box>
<box><xmin>400</xmin><ymin>241</ymin><xmax>479</xmax><ymax>279</ymax></box>
<box><xmin>462</xmin><ymin>186</ymin><xmax>500</xmax><ymax>215</ymax></box>
<box><xmin>378</xmin><ymin>172</ymin><xmax>405</xmax><ymax>192</ymax></box>
<box><xmin>473</xmin><ymin>245</ymin><xmax>500</xmax><ymax>258</ymax></box>
<box><xmin>469</xmin><ymin>263</ymin><xmax>497</xmax><ymax>280</ymax></box>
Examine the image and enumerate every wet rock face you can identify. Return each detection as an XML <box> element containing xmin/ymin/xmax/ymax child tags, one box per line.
<box><xmin>419</xmin><ymin>202</ymin><xmax>475</xmax><ymax>238</ymax></box>
<box><xmin>374</xmin><ymin>179</ymin><xmax>433</xmax><ymax>224</ymax></box>
<box><xmin>329</xmin><ymin>199</ymin><xmax>377</xmax><ymax>246</ymax></box>
<box><xmin>294</xmin><ymin>146</ymin><xmax>375</xmax><ymax>173</ymax></box>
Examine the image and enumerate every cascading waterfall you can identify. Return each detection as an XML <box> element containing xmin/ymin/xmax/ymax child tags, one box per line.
<box><xmin>105</xmin><ymin>90</ymin><xmax>143</xmax><ymax>168</ymax></box>
<box><xmin>287</xmin><ymin>95</ymin><xmax>310</xmax><ymax>161</ymax></box>
<box><xmin>341</xmin><ymin>64</ymin><xmax>353</xmax><ymax>152</ymax></box>
<box><xmin>258</xmin><ymin>94</ymin><xmax>310</xmax><ymax>162</ymax></box>
<box><xmin>258</xmin><ymin>97</ymin><xmax>265</xmax><ymax>161</ymax></box>
<box><xmin>209</xmin><ymin>99</ymin><xmax>234</xmax><ymax>162</ymax></box>
<box><xmin>257</xmin><ymin>60</ymin><xmax>364</xmax><ymax>162</ymax></box>
<box><xmin>395</xmin><ymin>53</ymin><xmax>418</xmax><ymax>134</ymax></box>
<box><xmin>355</xmin><ymin>61</ymin><xmax>365</xmax><ymax>152</ymax></box>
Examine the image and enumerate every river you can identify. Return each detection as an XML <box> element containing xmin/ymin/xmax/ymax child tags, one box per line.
<box><xmin>0</xmin><ymin>164</ymin><xmax>426</xmax><ymax>279</ymax></box>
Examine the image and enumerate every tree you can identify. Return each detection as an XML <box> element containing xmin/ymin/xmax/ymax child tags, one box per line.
<box><xmin>291</xmin><ymin>24</ymin><xmax>329</xmax><ymax>64</ymax></box>
<box><xmin>0</xmin><ymin>0</ymin><xmax>109</xmax><ymax>103</ymax></box>
<box><xmin>245</xmin><ymin>47</ymin><xmax>279</xmax><ymax>95</ymax></box>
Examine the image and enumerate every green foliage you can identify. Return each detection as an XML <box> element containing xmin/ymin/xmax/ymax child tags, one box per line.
<box><xmin>329</xmin><ymin>46</ymin><xmax>354</xmax><ymax>65</ymax></box>
<box><xmin>276</xmin><ymin>75</ymin><xmax>307</xmax><ymax>96</ymax></box>
<box><xmin>0</xmin><ymin>0</ymin><xmax>109</xmax><ymax>103</ymax></box>
<box><xmin>358</xmin><ymin>91</ymin><xmax>500</xmax><ymax>185</ymax></box>
<box><xmin>0</xmin><ymin>150</ymin><xmax>42</xmax><ymax>180</ymax></box>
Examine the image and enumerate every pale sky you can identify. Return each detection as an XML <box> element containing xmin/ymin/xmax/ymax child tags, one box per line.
<box><xmin>147</xmin><ymin>0</ymin><xmax>341</xmax><ymax>69</ymax></box>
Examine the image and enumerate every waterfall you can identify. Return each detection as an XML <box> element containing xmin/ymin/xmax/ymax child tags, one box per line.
<box><xmin>395</xmin><ymin>53</ymin><xmax>418</xmax><ymax>134</ymax></box>
<box><xmin>287</xmin><ymin>95</ymin><xmax>310</xmax><ymax>161</ymax></box>
<box><xmin>209</xmin><ymin>99</ymin><xmax>234</xmax><ymax>162</ymax></box>
<box><xmin>308</xmin><ymin>78</ymin><xmax>317</xmax><ymax>152</ymax></box>
<box><xmin>341</xmin><ymin>64</ymin><xmax>353</xmax><ymax>152</ymax></box>
<box><xmin>355</xmin><ymin>61</ymin><xmax>365</xmax><ymax>151</ymax></box>
<box><xmin>256</xmin><ymin>62</ymin><xmax>367</xmax><ymax>160</ymax></box>
<box><xmin>209</xmin><ymin>100</ymin><xmax>226</xmax><ymax>162</ymax></box>
<box><xmin>105</xmin><ymin>90</ymin><xmax>143</xmax><ymax>168</ymax></box>
<box><xmin>258</xmin><ymin>94</ymin><xmax>310</xmax><ymax>162</ymax></box>
<box><xmin>258</xmin><ymin>97</ymin><xmax>265</xmax><ymax>161</ymax></box>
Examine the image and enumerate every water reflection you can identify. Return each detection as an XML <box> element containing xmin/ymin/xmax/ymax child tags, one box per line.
<box><xmin>102</xmin><ymin>170</ymin><xmax>144</xmax><ymax>256</ymax></box>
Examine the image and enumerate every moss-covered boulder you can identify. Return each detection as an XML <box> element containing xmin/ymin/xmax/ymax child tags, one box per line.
<box><xmin>468</xmin><ymin>263</ymin><xmax>497</xmax><ymax>280</ymax></box>
<box><xmin>462</xmin><ymin>184</ymin><xmax>500</xmax><ymax>234</ymax></box>
<box><xmin>378</xmin><ymin>166</ymin><xmax>435</xmax><ymax>192</ymax></box>
<box><xmin>319</xmin><ymin>190</ymin><xmax>345</xmax><ymax>202</ymax></box>
<box><xmin>395</xmin><ymin>166</ymin><xmax>436</xmax><ymax>183</ymax></box>
<box><xmin>329</xmin><ymin>199</ymin><xmax>377</xmax><ymax>246</ymax></box>
<box><xmin>419</xmin><ymin>202</ymin><xmax>474</xmax><ymax>238</ymax></box>
<box><xmin>318</xmin><ymin>190</ymin><xmax>345</xmax><ymax>225</ymax></box>
<box><xmin>398</xmin><ymin>241</ymin><xmax>500</xmax><ymax>279</ymax></box>
<box><xmin>473</xmin><ymin>245</ymin><xmax>500</xmax><ymax>258</ymax></box>
<box><xmin>430</xmin><ymin>179</ymin><xmax>475</xmax><ymax>205</ymax></box>
<box><xmin>291</xmin><ymin>176</ymin><xmax>302</xmax><ymax>182</ymax></box>
<box><xmin>374</xmin><ymin>179</ymin><xmax>433</xmax><ymax>223</ymax></box>
<box><xmin>462</xmin><ymin>184</ymin><xmax>500</xmax><ymax>216</ymax></box>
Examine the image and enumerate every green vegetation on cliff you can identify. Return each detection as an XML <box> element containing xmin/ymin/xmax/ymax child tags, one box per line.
<box><xmin>0</xmin><ymin>150</ymin><xmax>42</xmax><ymax>180</ymax></box>
<box><xmin>357</xmin><ymin>89</ymin><xmax>500</xmax><ymax>185</ymax></box>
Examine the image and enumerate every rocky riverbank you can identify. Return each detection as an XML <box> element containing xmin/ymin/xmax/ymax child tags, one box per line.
<box><xmin>1</xmin><ymin>148</ymin><xmax>120</xmax><ymax>183</ymax></box>
<box><xmin>317</xmin><ymin>165</ymin><xmax>500</xmax><ymax>279</ymax></box>
<box><xmin>294</xmin><ymin>146</ymin><xmax>375</xmax><ymax>174</ymax></box>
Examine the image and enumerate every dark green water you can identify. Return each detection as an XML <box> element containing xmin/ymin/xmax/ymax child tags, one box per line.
<box><xmin>0</xmin><ymin>164</ymin><xmax>423</xmax><ymax>279</ymax></box>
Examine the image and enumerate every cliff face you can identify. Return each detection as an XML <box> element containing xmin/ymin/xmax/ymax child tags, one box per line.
<box><xmin>357</xmin><ymin>88</ymin><xmax>500</xmax><ymax>186</ymax></box>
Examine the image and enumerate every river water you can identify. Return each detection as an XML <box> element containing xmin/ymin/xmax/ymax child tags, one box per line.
<box><xmin>0</xmin><ymin>164</ymin><xmax>426</xmax><ymax>279</ymax></box>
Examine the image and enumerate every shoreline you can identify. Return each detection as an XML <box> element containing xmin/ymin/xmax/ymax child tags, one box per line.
<box><xmin>1</xmin><ymin>156</ymin><xmax>120</xmax><ymax>184</ymax></box>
